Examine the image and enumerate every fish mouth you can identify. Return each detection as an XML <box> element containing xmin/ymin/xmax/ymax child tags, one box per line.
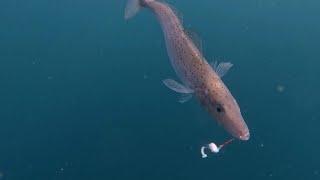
<box><xmin>239</xmin><ymin>131</ymin><xmax>250</xmax><ymax>141</ymax></box>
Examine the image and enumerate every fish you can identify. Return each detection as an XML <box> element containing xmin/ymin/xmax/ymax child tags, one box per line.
<box><xmin>124</xmin><ymin>0</ymin><xmax>250</xmax><ymax>141</ymax></box>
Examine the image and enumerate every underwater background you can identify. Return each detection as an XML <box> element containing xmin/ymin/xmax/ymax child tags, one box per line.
<box><xmin>0</xmin><ymin>0</ymin><xmax>320</xmax><ymax>179</ymax></box>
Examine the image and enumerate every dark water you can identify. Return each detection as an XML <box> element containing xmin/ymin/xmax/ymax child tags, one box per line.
<box><xmin>1</xmin><ymin>0</ymin><xmax>320</xmax><ymax>179</ymax></box>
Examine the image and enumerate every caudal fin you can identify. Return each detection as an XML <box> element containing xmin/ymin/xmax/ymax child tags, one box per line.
<box><xmin>124</xmin><ymin>0</ymin><xmax>155</xmax><ymax>20</ymax></box>
<box><xmin>124</xmin><ymin>0</ymin><xmax>142</xmax><ymax>20</ymax></box>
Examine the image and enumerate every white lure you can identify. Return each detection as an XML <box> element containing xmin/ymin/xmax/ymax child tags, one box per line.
<box><xmin>201</xmin><ymin>142</ymin><xmax>220</xmax><ymax>158</ymax></box>
<box><xmin>201</xmin><ymin>138</ymin><xmax>234</xmax><ymax>158</ymax></box>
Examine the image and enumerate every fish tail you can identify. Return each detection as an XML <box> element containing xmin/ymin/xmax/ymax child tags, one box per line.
<box><xmin>124</xmin><ymin>0</ymin><xmax>154</xmax><ymax>20</ymax></box>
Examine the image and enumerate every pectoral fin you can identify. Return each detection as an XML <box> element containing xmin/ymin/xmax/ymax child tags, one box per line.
<box><xmin>210</xmin><ymin>61</ymin><xmax>233</xmax><ymax>78</ymax></box>
<box><xmin>162</xmin><ymin>79</ymin><xmax>194</xmax><ymax>94</ymax></box>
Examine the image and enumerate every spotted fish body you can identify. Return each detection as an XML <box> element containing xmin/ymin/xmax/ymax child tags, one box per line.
<box><xmin>125</xmin><ymin>0</ymin><xmax>250</xmax><ymax>141</ymax></box>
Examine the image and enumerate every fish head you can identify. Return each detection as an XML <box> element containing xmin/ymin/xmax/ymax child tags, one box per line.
<box><xmin>198</xmin><ymin>80</ymin><xmax>250</xmax><ymax>141</ymax></box>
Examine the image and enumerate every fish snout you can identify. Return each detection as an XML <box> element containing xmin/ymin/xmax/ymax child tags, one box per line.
<box><xmin>239</xmin><ymin>131</ymin><xmax>250</xmax><ymax>141</ymax></box>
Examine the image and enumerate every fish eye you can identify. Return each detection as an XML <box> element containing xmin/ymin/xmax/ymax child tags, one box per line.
<box><xmin>216</xmin><ymin>105</ymin><xmax>224</xmax><ymax>113</ymax></box>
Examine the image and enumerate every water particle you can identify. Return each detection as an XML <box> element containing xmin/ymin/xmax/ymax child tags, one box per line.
<box><xmin>276</xmin><ymin>85</ymin><xmax>285</xmax><ymax>92</ymax></box>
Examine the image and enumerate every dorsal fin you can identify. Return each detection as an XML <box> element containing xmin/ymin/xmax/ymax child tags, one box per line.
<box><xmin>184</xmin><ymin>29</ymin><xmax>203</xmax><ymax>53</ymax></box>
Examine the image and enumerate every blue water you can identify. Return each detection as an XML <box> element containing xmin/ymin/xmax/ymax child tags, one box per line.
<box><xmin>1</xmin><ymin>0</ymin><xmax>320</xmax><ymax>179</ymax></box>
